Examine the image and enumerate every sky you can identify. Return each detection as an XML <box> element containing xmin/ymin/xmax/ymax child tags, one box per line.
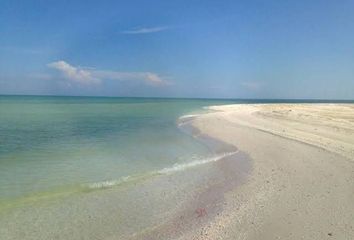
<box><xmin>0</xmin><ymin>0</ymin><xmax>354</xmax><ymax>99</ymax></box>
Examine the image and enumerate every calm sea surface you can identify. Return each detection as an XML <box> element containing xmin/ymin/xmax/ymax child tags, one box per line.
<box><xmin>0</xmin><ymin>96</ymin><xmax>352</xmax><ymax>205</ymax></box>
<box><xmin>0</xmin><ymin>96</ymin><xmax>240</xmax><ymax>203</ymax></box>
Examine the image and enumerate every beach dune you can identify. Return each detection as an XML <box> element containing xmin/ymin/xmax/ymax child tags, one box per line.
<box><xmin>188</xmin><ymin>104</ymin><xmax>354</xmax><ymax>239</ymax></box>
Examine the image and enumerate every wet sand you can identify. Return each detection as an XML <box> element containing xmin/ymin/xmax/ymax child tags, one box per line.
<box><xmin>0</xmin><ymin>115</ymin><xmax>251</xmax><ymax>240</ymax></box>
<box><xmin>186</xmin><ymin>104</ymin><xmax>354</xmax><ymax>239</ymax></box>
<box><xmin>1</xmin><ymin>104</ymin><xmax>353</xmax><ymax>239</ymax></box>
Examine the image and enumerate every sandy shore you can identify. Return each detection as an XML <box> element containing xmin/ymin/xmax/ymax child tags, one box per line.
<box><xmin>1</xmin><ymin>104</ymin><xmax>353</xmax><ymax>240</ymax></box>
<box><xmin>0</xmin><ymin>116</ymin><xmax>251</xmax><ymax>240</ymax></box>
<box><xmin>185</xmin><ymin>104</ymin><xmax>354</xmax><ymax>239</ymax></box>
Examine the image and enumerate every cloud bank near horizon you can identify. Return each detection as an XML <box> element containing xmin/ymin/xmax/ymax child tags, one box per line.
<box><xmin>47</xmin><ymin>61</ymin><xmax>168</xmax><ymax>87</ymax></box>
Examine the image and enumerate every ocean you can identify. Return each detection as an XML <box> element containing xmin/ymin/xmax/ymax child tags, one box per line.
<box><xmin>0</xmin><ymin>96</ymin><xmax>243</xmax><ymax>206</ymax></box>
<box><xmin>1</xmin><ymin>96</ymin><xmax>352</xmax><ymax>239</ymax></box>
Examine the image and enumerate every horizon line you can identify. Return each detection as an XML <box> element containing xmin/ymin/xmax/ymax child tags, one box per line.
<box><xmin>0</xmin><ymin>94</ymin><xmax>353</xmax><ymax>102</ymax></box>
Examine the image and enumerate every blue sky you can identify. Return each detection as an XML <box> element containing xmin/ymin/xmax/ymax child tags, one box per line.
<box><xmin>1</xmin><ymin>0</ymin><xmax>353</xmax><ymax>99</ymax></box>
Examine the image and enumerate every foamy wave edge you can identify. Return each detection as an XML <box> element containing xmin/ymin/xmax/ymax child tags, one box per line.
<box><xmin>88</xmin><ymin>110</ymin><xmax>236</xmax><ymax>190</ymax></box>
<box><xmin>157</xmin><ymin>151</ymin><xmax>237</xmax><ymax>174</ymax></box>
<box><xmin>177</xmin><ymin>114</ymin><xmax>200</xmax><ymax>127</ymax></box>
<box><xmin>86</xmin><ymin>151</ymin><xmax>237</xmax><ymax>190</ymax></box>
<box><xmin>87</xmin><ymin>176</ymin><xmax>132</xmax><ymax>189</ymax></box>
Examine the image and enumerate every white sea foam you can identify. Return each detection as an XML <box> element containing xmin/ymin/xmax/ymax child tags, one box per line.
<box><xmin>178</xmin><ymin>114</ymin><xmax>200</xmax><ymax>126</ymax></box>
<box><xmin>179</xmin><ymin>114</ymin><xmax>199</xmax><ymax>119</ymax></box>
<box><xmin>158</xmin><ymin>151</ymin><xmax>237</xmax><ymax>174</ymax></box>
<box><xmin>87</xmin><ymin>151</ymin><xmax>237</xmax><ymax>189</ymax></box>
<box><xmin>87</xmin><ymin>176</ymin><xmax>131</xmax><ymax>189</ymax></box>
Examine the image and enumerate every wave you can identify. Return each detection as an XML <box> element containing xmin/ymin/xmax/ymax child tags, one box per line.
<box><xmin>87</xmin><ymin>176</ymin><xmax>132</xmax><ymax>189</ymax></box>
<box><xmin>1</xmin><ymin>151</ymin><xmax>238</xmax><ymax>212</ymax></box>
<box><xmin>177</xmin><ymin>114</ymin><xmax>200</xmax><ymax>126</ymax></box>
<box><xmin>86</xmin><ymin>151</ymin><xmax>237</xmax><ymax>190</ymax></box>
<box><xmin>179</xmin><ymin>114</ymin><xmax>199</xmax><ymax>119</ymax></box>
<box><xmin>158</xmin><ymin>151</ymin><xmax>237</xmax><ymax>174</ymax></box>
<box><xmin>83</xmin><ymin>111</ymin><xmax>236</xmax><ymax>191</ymax></box>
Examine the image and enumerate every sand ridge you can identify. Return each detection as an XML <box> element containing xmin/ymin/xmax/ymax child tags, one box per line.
<box><xmin>188</xmin><ymin>104</ymin><xmax>354</xmax><ymax>239</ymax></box>
<box><xmin>208</xmin><ymin>104</ymin><xmax>354</xmax><ymax>161</ymax></box>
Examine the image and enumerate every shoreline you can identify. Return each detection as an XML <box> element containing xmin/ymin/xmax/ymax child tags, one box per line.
<box><xmin>0</xmin><ymin>111</ymin><xmax>242</xmax><ymax>213</ymax></box>
<box><xmin>186</xmin><ymin>103</ymin><xmax>354</xmax><ymax>239</ymax></box>
<box><xmin>0</xmin><ymin>106</ymin><xmax>252</xmax><ymax>240</ymax></box>
<box><xmin>1</xmin><ymin>103</ymin><xmax>353</xmax><ymax>239</ymax></box>
<box><xmin>125</xmin><ymin>112</ymin><xmax>253</xmax><ymax>239</ymax></box>
<box><xmin>207</xmin><ymin>103</ymin><xmax>354</xmax><ymax>161</ymax></box>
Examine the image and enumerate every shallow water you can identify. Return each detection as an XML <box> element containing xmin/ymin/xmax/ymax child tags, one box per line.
<box><xmin>0</xmin><ymin>107</ymin><xmax>251</xmax><ymax>240</ymax></box>
<box><xmin>0</xmin><ymin>96</ymin><xmax>243</xmax><ymax>205</ymax></box>
<box><xmin>1</xmin><ymin>96</ymin><xmax>352</xmax><ymax>204</ymax></box>
<box><xmin>1</xmin><ymin>96</ymin><xmax>352</xmax><ymax>239</ymax></box>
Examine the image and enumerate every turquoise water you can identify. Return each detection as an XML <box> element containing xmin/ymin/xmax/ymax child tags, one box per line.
<box><xmin>0</xmin><ymin>96</ymin><xmax>242</xmax><ymax>204</ymax></box>
<box><xmin>1</xmin><ymin>96</ymin><xmax>353</xmax><ymax>206</ymax></box>
<box><xmin>1</xmin><ymin>96</ymin><xmax>354</xmax><ymax>239</ymax></box>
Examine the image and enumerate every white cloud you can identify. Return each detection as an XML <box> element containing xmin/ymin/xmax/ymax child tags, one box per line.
<box><xmin>47</xmin><ymin>60</ymin><xmax>168</xmax><ymax>86</ymax></box>
<box><xmin>121</xmin><ymin>26</ymin><xmax>169</xmax><ymax>34</ymax></box>
<box><xmin>47</xmin><ymin>61</ymin><xmax>100</xmax><ymax>85</ymax></box>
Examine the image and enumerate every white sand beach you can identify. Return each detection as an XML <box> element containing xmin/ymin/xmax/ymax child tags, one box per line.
<box><xmin>1</xmin><ymin>103</ymin><xmax>353</xmax><ymax>240</ymax></box>
<box><xmin>186</xmin><ymin>104</ymin><xmax>354</xmax><ymax>239</ymax></box>
<box><xmin>3</xmin><ymin>0</ymin><xmax>354</xmax><ymax>238</ymax></box>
